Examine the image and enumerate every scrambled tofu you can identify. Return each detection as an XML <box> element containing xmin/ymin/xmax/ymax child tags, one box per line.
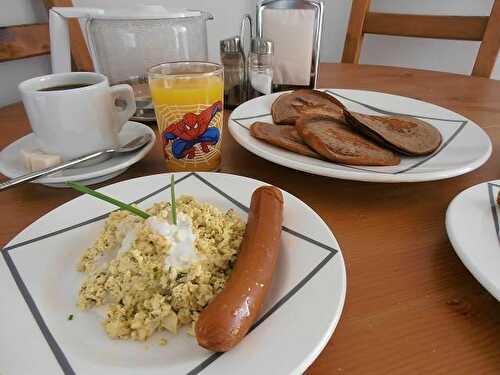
<box><xmin>77</xmin><ymin>196</ymin><xmax>245</xmax><ymax>341</ymax></box>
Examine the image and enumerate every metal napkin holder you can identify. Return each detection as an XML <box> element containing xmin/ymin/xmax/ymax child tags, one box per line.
<box><xmin>256</xmin><ymin>0</ymin><xmax>324</xmax><ymax>90</ymax></box>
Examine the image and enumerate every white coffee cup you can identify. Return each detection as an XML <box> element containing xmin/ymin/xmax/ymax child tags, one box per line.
<box><xmin>18</xmin><ymin>72</ymin><xmax>136</xmax><ymax>160</ymax></box>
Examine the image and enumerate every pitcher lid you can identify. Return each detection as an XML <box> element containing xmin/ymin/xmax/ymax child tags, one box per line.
<box><xmin>84</xmin><ymin>6</ymin><xmax>211</xmax><ymax>20</ymax></box>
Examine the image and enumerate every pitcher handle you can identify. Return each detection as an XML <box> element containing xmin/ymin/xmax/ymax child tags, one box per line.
<box><xmin>49</xmin><ymin>7</ymin><xmax>104</xmax><ymax>73</ymax></box>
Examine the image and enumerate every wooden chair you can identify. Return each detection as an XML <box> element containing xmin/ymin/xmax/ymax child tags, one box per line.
<box><xmin>341</xmin><ymin>0</ymin><xmax>500</xmax><ymax>78</ymax></box>
<box><xmin>0</xmin><ymin>0</ymin><xmax>93</xmax><ymax>71</ymax></box>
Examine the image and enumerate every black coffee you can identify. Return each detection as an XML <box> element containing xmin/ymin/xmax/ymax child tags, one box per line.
<box><xmin>38</xmin><ymin>83</ymin><xmax>92</xmax><ymax>91</ymax></box>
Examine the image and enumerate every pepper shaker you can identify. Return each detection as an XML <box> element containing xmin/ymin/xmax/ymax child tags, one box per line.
<box><xmin>220</xmin><ymin>36</ymin><xmax>246</xmax><ymax>109</ymax></box>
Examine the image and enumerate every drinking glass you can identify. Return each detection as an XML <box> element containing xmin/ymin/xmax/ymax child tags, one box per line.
<box><xmin>149</xmin><ymin>62</ymin><xmax>224</xmax><ymax>171</ymax></box>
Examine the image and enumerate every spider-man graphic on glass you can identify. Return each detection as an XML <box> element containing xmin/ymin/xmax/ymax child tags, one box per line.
<box><xmin>149</xmin><ymin>62</ymin><xmax>224</xmax><ymax>172</ymax></box>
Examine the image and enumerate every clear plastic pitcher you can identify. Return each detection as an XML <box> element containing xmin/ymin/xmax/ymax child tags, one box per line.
<box><xmin>49</xmin><ymin>6</ymin><xmax>213</xmax><ymax>119</ymax></box>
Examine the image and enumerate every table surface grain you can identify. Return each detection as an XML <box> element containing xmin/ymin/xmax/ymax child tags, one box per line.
<box><xmin>1</xmin><ymin>63</ymin><xmax>499</xmax><ymax>374</ymax></box>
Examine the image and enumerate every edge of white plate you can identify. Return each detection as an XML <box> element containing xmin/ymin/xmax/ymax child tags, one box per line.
<box><xmin>295</xmin><ymin>249</ymin><xmax>347</xmax><ymax>375</ymax></box>
<box><xmin>36</xmin><ymin>168</ymin><xmax>128</xmax><ymax>188</ymax></box>
<box><xmin>445</xmin><ymin>181</ymin><xmax>500</xmax><ymax>301</ymax></box>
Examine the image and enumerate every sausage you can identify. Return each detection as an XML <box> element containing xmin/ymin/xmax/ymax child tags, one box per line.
<box><xmin>195</xmin><ymin>186</ymin><xmax>284</xmax><ymax>351</ymax></box>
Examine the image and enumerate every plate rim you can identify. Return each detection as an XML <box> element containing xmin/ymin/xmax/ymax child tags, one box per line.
<box><xmin>228</xmin><ymin>89</ymin><xmax>492</xmax><ymax>183</ymax></box>
<box><xmin>446</xmin><ymin>179</ymin><xmax>500</xmax><ymax>301</ymax></box>
<box><xmin>1</xmin><ymin>171</ymin><xmax>347</xmax><ymax>375</ymax></box>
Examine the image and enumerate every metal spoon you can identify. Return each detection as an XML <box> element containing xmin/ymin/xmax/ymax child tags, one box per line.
<box><xmin>0</xmin><ymin>133</ymin><xmax>152</xmax><ymax>191</ymax></box>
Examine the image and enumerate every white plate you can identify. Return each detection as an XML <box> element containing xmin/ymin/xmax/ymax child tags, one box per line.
<box><xmin>0</xmin><ymin>172</ymin><xmax>346</xmax><ymax>374</ymax></box>
<box><xmin>446</xmin><ymin>180</ymin><xmax>500</xmax><ymax>300</ymax></box>
<box><xmin>229</xmin><ymin>89</ymin><xmax>492</xmax><ymax>183</ymax></box>
<box><xmin>0</xmin><ymin>121</ymin><xmax>156</xmax><ymax>187</ymax></box>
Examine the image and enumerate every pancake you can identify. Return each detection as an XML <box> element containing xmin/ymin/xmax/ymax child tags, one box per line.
<box><xmin>250</xmin><ymin>122</ymin><xmax>322</xmax><ymax>158</ymax></box>
<box><xmin>296</xmin><ymin>114</ymin><xmax>400</xmax><ymax>166</ymax></box>
<box><xmin>344</xmin><ymin>111</ymin><xmax>442</xmax><ymax>156</ymax></box>
<box><xmin>271</xmin><ymin>89</ymin><xmax>346</xmax><ymax>125</ymax></box>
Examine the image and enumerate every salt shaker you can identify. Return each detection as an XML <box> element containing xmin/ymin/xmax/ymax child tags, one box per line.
<box><xmin>248</xmin><ymin>38</ymin><xmax>273</xmax><ymax>99</ymax></box>
<box><xmin>220</xmin><ymin>36</ymin><xmax>246</xmax><ymax>109</ymax></box>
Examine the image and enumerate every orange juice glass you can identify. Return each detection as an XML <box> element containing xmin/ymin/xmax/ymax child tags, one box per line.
<box><xmin>148</xmin><ymin>62</ymin><xmax>224</xmax><ymax>172</ymax></box>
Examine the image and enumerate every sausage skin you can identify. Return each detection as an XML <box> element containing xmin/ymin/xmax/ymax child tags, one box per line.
<box><xmin>195</xmin><ymin>186</ymin><xmax>284</xmax><ymax>352</ymax></box>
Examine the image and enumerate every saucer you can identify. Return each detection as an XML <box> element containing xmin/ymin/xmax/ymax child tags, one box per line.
<box><xmin>0</xmin><ymin>121</ymin><xmax>156</xmax><ymax>187</ymax></box>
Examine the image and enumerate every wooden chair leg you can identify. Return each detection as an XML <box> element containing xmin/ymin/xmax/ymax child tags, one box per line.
<box><xmin>341</xmin><ymin>0</ymin><xmax>372</xmax><ymax>64</ymax></box>
<box><xmin>472</xmin><ymin>0</ymin><xmax>500</xmax><ymax>78</ymax></box>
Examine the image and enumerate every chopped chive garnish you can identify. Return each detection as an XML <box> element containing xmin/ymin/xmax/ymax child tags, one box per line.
<box><xmin>66</xmin><ymin>181</ymin><xmax>150</xmax><ymax>219</ymax></box>
<box><xmin>68</xmin><ymin>314</ymin><xmax>74</xmax><ymax>321</ymax></box>
<box><xmin>170</xmin><ymin>175</ymin><xmax>177</xmax><ymax>225</ymax></box>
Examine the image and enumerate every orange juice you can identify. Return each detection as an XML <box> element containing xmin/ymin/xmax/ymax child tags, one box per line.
<box><xmin>149</xmin><ymin>63</ymin><xmax>224</xmax><ymax>172</ymax></box>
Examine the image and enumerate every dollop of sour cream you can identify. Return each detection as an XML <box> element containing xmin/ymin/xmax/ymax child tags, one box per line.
<box><xmin>116</xmin><ymin>220</ymin><xmax>139</xmax><ymax>256</ymax></box>
<box><xmin>146</xmin><ymin>213</ymin><xmax>198</xmax><ymax>270</ymax></box>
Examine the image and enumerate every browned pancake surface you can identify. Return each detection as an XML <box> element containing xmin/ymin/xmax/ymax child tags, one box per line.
<box><xmin>344</xmin><ymin>111</ymin><xmax>442</xmax><ymax>156</ymax></box>
<box><xmin>250</xmin><ymin>121</ymin><xmax>322</xmax><ymax>158</ymax></box>
<box><xmin>296</xmin><ymin>115</ymin><xmax>400</xmax><ymax>166</ymax></box>
<box><xmin>271</xmin><ymin>89</ymin><xmax>346</xmax><ymax>125</ymax></box>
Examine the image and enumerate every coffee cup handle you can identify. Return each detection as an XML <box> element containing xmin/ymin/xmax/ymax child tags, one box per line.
<box><xmin>110</xmin><ymin>84</ymin><xmax>137</xmax><ymax>132</ymax></box>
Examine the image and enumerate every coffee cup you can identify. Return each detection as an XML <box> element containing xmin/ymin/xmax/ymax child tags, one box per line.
<box><xmin>18</xmin><ymin>72</ymin><xmax>136</xmax><ymax>160</ymax></box>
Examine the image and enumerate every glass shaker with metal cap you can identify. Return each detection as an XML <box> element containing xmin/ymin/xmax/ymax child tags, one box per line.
<box><xmin>220</xmin><ymin>36</ymin><xmax>245</xmax><ymax>109</ymax></box>
<box><xmin>248</xmin><ymin>37</ymin><xmax>274</xmax><ymax>99</ymax></box>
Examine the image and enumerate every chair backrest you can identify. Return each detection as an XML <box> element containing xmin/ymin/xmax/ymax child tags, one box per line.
<box><xmin>0</xmin><ymin>0</ymin><xmax>93</xmax><ymax>71</ymax></box>
<box><xmin>341</xmin><ymin>0</ymin><xmax>500</xmax><ymax>78</ymax></box>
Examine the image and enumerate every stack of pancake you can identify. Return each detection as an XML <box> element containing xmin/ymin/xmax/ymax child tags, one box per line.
<box><xmin>250</xmin><ymin>89</ymin><xmax>442</xmax><ymax>166</ymax></box>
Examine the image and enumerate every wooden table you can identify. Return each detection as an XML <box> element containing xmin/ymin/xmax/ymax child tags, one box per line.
<box><xmin>1</xmin><ymin>63</ymin><xmax>499</xmax><ymax>374</ymax></box>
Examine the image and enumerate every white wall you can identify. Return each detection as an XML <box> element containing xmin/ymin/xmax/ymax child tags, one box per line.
<box><xmin>1</xmin><ymin>0</ymin><xmax>499</xmax><ymax>107</ymax></box>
